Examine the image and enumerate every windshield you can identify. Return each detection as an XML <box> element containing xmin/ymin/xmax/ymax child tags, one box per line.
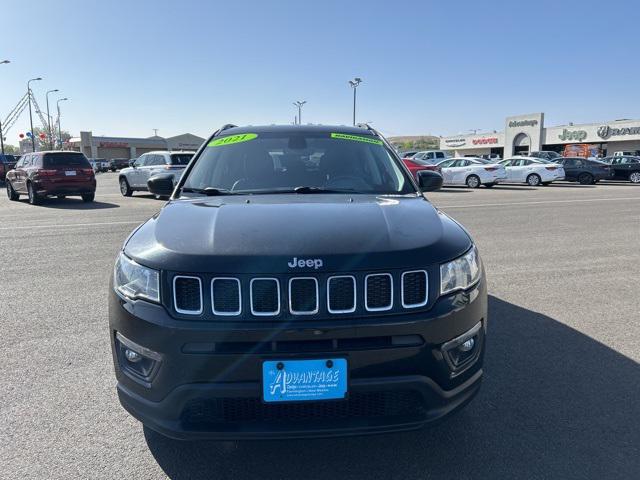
<box><xmin>182</xmin><ymin>132</ymin><xmax>414</xmax><ymax>194</ymax></box>
<box><xmin>170</xmin><ymin>153</ymin><xmax>194</xmax><ymax>165</ymax></box>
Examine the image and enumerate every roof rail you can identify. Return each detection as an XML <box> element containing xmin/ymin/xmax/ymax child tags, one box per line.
<box><xmin>212</xmin><ymin>124</ymin><xmax>237</xmax><ymax>137</ymax></box>
<box><xmin>356</xmin><ymin>122</ymin><xmax>374</xmax><ymax>132</ymax></box>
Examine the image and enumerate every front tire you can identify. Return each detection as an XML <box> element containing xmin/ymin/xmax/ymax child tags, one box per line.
<box><xmin>466</xmin><ymin>175</ymin><xmax>481</xmax><ymax>188</ymax></box>
<box><xmin>526</xmin><ymin>173</ymin><xmax>541</xmax><ymax>186</ymax></box>
<box><xmin>629</xmin><ymin>172</ymin><xmax>640</xmax><ymax>183</ymax></box>
<box><xmin>119</xmin><ymin>177</ymin><xmax>133</xmax><ymax>197</ymax></box>
<box><xmin>27</xmin><ymin>182</ymin><xmax>41</xmax><ymax>205</ymax></box>
<box><xmin>578</xmin><ymin>172</ymin><xmax>594</xmax><ymax>185</ymax></box>
<box><xmin>82</xmin><ymin>193</ymin><xmax>95</xmax><ymax>202</ymax></box>
<box><xmin>6</xmin><ymin>181</ymin><xmax>19</xmax><ymax>201</ymax></box>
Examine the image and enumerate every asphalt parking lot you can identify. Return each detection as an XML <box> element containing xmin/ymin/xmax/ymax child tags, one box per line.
<box><xmin>1</xmin><ymin>173</ymin><xmax>639</xmax><ymax>479</ymax></box>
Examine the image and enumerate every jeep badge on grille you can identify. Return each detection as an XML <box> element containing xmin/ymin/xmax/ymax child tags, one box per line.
<box><xmin>288</xmin><ymin>257</ymin><xmax>324</xmax><ymax>269</ymax></box>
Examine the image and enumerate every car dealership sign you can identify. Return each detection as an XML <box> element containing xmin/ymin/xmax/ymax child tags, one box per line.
<box><xmin>597</xmin><ymin>125</ymin><xmax>640</xmax><ymax>140</ymax></box>
<box><xmin>472</xmin><ymin>137</ymin><xmax>498</xmax><ymax>145</ymax></box>
<box><xmin>558</xmin><ymin>129</ymin><xmax>587</xmax><ymax>142</ymax></box>
<box><xmin>444</xmin><ymin>138</ymin><xmax>466</xmax><ymax>147</ymax></box>
<box><xmin>508</xmin><ymin>119</ymin><xmax>539</xmax><ymax>128</ymax></box>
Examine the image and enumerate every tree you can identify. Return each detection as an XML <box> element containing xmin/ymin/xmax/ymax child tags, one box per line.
<box><xmin>1</xmin><ymin>144</ymin><xmax>20</xmax><ymax>154</ymax></box>
<box><xmin>32</xmin><ymin>127</ymin><xmax>72</xmax><ymax>150</ymax></box>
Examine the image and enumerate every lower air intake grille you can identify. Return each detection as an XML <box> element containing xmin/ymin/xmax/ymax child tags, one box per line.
<box><xmin>366</xmin><ymin>273</ymin><xmax>393</xmax><ymax>311</ymax></box>
<box><xmin>402</xmin><ymin>271</ymin><xmax>428</xmax><ymax>308</ymax></box>
<box><xmin>181</xmin><ymin>391</ymin><xmax>425</xmax><ymax>427</ymax></box>
<box><xmin>250</xmin><ymin>278</ymin><xmax>280</xmax><ymax>315</ymax></box>
<box><xmin>212</xmin><ymin>278</ymin><xmax>241</xmax><ymax>315</ymax></box>
<box><xmin>173</xmin><ymin>276</ymin><xmax>202</xmax><ymax>314</ymax></box>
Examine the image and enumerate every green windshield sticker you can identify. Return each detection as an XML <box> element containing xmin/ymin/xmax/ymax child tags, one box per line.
<box><xmin>330</xmin><ymin>133</ymin><xmax>383</xmax><ymax>145</ymax></box>
<box><xmin>208</xmin><ymin>133</ymin><xmax>258</xmax><ymax>147</ymax></box>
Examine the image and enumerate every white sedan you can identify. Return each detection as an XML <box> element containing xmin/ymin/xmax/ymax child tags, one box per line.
<box><xmin>437</xmin><ymin>157</ymin><xmax>507</xmax><ymax>188</ymax></box>
<box><xmin>499</xmin><ymin>156</ymin><xmax>565</xmax><ymax>186</ymax></box>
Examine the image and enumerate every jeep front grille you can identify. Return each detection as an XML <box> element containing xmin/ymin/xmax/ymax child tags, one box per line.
<box><xmin>401</xmin><ymin>270</ymin><xmax>428</xmax><ymax>308</ymax></box>
<box><xmin>250</xmin><ymin>278</ymin><xmax>280</xmax><ymax>316</ymax></box>
<box><xmin>173</xmin><ymin>276</ymin><xmax>203</xmax><ymax>314</ymax></box>
<box><xmin>171</xmin><ymin>270</ymin><xmax>430</xmax><ymax>317</ymax></box>
<box><xmin>327</xmin><ymin>275</ymin><xmax>356</xmax><ymax>313</ymax></box>
<box><xmin>365</xmin><ymin>273</ymin><xmax>393</xmax><ymax>311</ymax></box>
<box><xmin>211</xmin><ymin>278</ymin><xmax>241</xmax><ymax>315</ymax></box>
<box><xmin>288</xmin><ymin>277</ymin><xmax>318</xmax><ymax>314</ymax></box>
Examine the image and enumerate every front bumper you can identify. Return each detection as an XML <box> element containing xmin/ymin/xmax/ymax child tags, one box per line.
<box><xmin>109</xmin><ymin>278</ymin><xmax>487</xmax><ymax>440</ymax></box>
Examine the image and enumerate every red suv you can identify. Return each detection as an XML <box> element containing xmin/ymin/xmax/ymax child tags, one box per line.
<box><xmin>6</xmin><ymin>151</ymin><xmax>96</xmax><ymax>205</ymax></box>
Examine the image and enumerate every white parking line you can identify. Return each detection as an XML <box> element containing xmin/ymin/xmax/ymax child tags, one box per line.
<box><xmin>437</xmin><ymin>196</ymin><xmax>640</xmax><ymax>209</ymax></box>
<box><xmin>0</xmin><ymin>221</ymin><xmax>143</xmax><ymax>231</ymax></box>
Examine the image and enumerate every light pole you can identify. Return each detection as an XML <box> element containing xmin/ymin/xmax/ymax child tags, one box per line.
<box><xmin>27</xmin><ymin>77</ymin><xmax>42</xmax><ymax>152</ymax></box>
<box><xmin>293</xmin><ymin>101</ymin><xmax>306</xmax><ymax>125</ymax></box>
<box><xmin>56</xmin><ymin>98</ymin><xmax>68</xmax><ymax>150</ymax></box>
<box><xmin>348</xmin><ymin>77</ymin><xmax>362</xmax><ymax>126</ymax></box>
<box><xmin>0</xmin><ymin>60</ymin><xmax>9</xmax><ymax>155</ymax></box>
<box><xmin>46</xmin><ymin>89</ymin><xmax>59</xmax><ymax>150</ymax></box>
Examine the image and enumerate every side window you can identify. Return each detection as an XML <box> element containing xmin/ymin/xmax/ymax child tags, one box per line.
<box><xmin>439</xmin><ymin>159</ymin><xmax>455</xmax><ymax>168</ymax></box>
<box><xmin>435</xmin><ymin>152</ymin><xmax>445</xmax><ymax>159</ymax></box>
<box><xmin>501</xmin><ymin>159</ymin><xmax>512</xmax><ymax>167</ymax></box>
<box><xmin>574</xmin><ymin>159</ymin><xmax>585</xmax><ymax>167</ymax></box>
<box><xmin>154</xmin><ymin>155</ymin><xmax>166</xmax><ymax>166</ymax></box>
<box><xmin>135</xmin><ymin>155</ymin><xmax>145</xmax><ymax>166</ymax></box>
<box><xmin>564</xmin><ymin>159</ymin><xmax>575</xmax><ymax>167</ymax></box>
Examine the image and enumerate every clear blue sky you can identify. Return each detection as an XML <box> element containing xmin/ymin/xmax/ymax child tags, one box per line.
<box><xmin>1</xmin><ymin>0</ymin><xmax>639</xmax><ymax>142</ymax></box>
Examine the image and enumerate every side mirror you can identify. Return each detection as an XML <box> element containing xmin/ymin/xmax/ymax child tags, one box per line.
<box><xmin>129</xmin><ymin>160</ymin><xmax>136</xmax><ymax>168</ymax></box>
<box><xmin>417</xmin><ymin>170</ymin><xmax>443</xmax><ymax>192</ymax></box>
<box><xmin>148</xmin><ymin>174</ymin><xmax>174</xmax><ymax>197</ymax></box>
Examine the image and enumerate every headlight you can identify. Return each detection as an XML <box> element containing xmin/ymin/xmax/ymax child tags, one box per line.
<box><xmin>440</xmin><ymin>247</ymin><xmax>481</xmax><ymax>295</ymax></box>
<box><xmin>114</xmin><ymin>252</ymin><xmax>160</xmax><ymax>302</ymax></box>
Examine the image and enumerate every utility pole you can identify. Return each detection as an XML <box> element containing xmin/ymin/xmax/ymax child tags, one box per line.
<box><xmin>153</xmin><ymin>128</ymin><xmax>159</xmax><ymax>137</ymax></box>
<box><xmin>0</xmin><ymin>60</ymin><xmax>9</xmax><ymax>155</ymax></box>
<box><xmin>293</xmin><ymin>101</ymin><xmax>306</xmax><ymax>125</ymax></box>
<box><xmin>348</xmin><ymin>77</ymin><xmax>362</xmax><ymax>126</ymax></box>
<box><xmin>46</xmin><ymin>89</ymin><xmax>59</xmax><ymax>149</ymax></box>
<box><xmin>56</xmin><ymin>98</ymin><xmax>68</xmax><ymax>150</ymax></box>
<box><xmin>27</xmin><ymin>77</ymin><xmax>43</xmax><ymax>152</ymax></box>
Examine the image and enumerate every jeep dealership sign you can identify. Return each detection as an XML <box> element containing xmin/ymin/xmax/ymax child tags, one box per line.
<box><xmin>597</xmin><ymin>125</ymin><xmax>640</xmax><ymax>140</ymax></box>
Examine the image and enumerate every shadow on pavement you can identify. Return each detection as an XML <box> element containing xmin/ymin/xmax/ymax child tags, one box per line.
<box><xmin>491</xmin><ymin>185</ymin><xmax>538</xmax><ymax>191</ymax></box>
<box><xmin>547</xmin><ymin>183</ymin><xmax>596</xmax><ymax>188</ymax></box>
<box><xmin>144</xmin><ymin>296</ymin><xmax>639</xmax><ymax>480</ymax></box>
<box><xmin>32</xmin><ymin>198</ymin><xmax>120</xmax><ymax>210</ymax></box>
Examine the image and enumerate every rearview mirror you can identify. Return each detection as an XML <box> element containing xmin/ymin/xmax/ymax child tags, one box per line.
<box><xmin>148</xmin><ymin>174</ymin><xmax>175</xmax><ymax>197</ymax></box>
<box><xmin>417</xmin><ymin>170</ymin><xmax>443</xmax><ymax>192</ymax></box>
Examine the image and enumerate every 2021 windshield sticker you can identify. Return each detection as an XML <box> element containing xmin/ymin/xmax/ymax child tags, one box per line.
<box><xmin>330</xmin><ymin>132</ymin><xmax>383</xmax><ymax>145</ymax></box>
<box><xmin>208</xmin><ymin>133</ymin><xmax>258</xmax><ymax>147</ymax></box>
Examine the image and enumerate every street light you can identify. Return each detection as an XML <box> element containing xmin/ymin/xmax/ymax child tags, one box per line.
<box><xmin>56</xmin><ymin>98</ymin><xmax>68</xmax><ymax>150</ymax></box>
<box><xmin>348</xmin><ymin>77</ymin><xmax>362</xmax><ymax>126</ymax></box>
<box><xmin>27</xmin><ymin>77</ymin><xmax>42</xmax><ymax>152</ymax></box>
<box><xmin>293</xmin><ymin>101</ymin><xmax>306</xmax><ymax>125</ymax></box>
<box><xmin>0</xmin><ymin>60</ymin><xmax>9</xmax><ymax>155</ymax></box>
<box><xmin>46</xmin><ymin>89</ymin><xmax>59</xmax><ymax>150</ymax></box>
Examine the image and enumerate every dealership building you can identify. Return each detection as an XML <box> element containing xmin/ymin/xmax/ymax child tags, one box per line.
<box><xmin>440</xmin><ymin>112</ymin><xmax>640</xmax><ymax>158</ymax></box>
<box><xmin>66</xmin><ymin>131</ymin><xmax>205</xmax><ymax>159</ymax></box>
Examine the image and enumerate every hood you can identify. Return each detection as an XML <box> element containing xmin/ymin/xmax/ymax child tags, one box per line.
<box><xmin>124</xmin><ymin>194</ymin><xmax>472</xmax><ymax>273</ymax></box>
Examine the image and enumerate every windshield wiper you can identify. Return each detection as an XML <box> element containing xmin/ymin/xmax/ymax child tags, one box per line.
<box><xmin>181</xmin><ymin>187</ymin><xmax>239</xmax><ymax>196</ymax></box>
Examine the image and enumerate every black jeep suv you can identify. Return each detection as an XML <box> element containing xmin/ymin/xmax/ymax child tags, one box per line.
<box><xmin>109</xmin><ymin>124</ymin><xmax>487</xmax><ymax>439</ymax></box>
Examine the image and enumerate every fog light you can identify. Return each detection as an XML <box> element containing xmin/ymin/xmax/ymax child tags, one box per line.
<box><xmin>459</xmin><ymin>338</ymin><xmax>475</xmax><ymax>352</ymax></box>
<box><xmin>441</xmin><ymin>322</ymin><xmax>482</xmax><ymax>376</ymax></box>
<box><xmin>115</xmin><ymin>332</ymin><xmax>161</xmax><ymax>385</ymax></box>
<box><xmin>125</xmin><ymin>349</ymin><xmax>142</xmax><ymax>363</ymax></box>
